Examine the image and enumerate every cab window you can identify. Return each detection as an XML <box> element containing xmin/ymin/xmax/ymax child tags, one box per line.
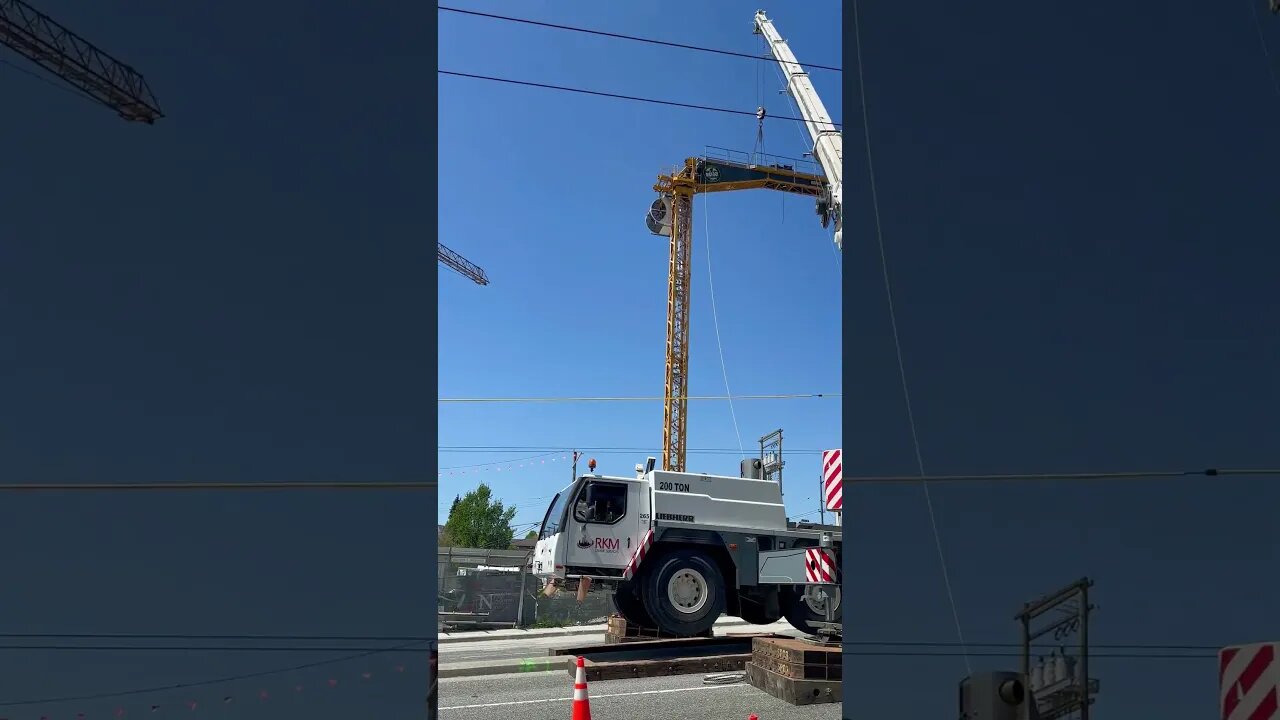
<box><xmin>573</xmin><ymin>481</ymin><xmax>627</xmax><ymax>525</ymax></box>
<box><xmin>539</xmin><ymin>485</ymin><xmax>574</xmax><ymax>539</ymax></box>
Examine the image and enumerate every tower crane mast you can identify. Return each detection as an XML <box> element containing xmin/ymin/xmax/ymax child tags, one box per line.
<box><xmin>753</xmin><ymin>10</ymin><xmax>842</xmax><ymax>250</ymax></box>
<box><xmin>438</xmin><ymin>242</ymin><xmax>489</xmax><ymax>286</ymax></box>
<box><xmin>0</xmin><ymin>0</ymin><xmax>162</xmax><ymax>123</ymax></box>
<box><xmin>649</xmin><ymin>152</ymin><xmax>825</xmax><ymax>471</ymax></box>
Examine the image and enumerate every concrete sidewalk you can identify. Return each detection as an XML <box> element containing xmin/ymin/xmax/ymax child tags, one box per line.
<box><xmin>438</xmin><ymin>615</ymin><xmax>754</xmax><ymax>644</ymax></box>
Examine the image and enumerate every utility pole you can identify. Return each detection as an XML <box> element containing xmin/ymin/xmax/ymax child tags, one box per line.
<box><xmin>759</xmin><ymin>429</ymin><xmax>784</xmax><ymax>493</ymax></box>
<box><xmin>1016</xmin><ymin>578</ymin><xmax>1098</xmax><ymax>720</ymax></box>
<box><xmin>818</xmin><ymin>468</ymin><xmax>825</xmax><ymax>526</ymax></box>
<box><xmin>571</xmin><ymin>450</ymin><xmax>580</xmax><ymax>482</ymax></box>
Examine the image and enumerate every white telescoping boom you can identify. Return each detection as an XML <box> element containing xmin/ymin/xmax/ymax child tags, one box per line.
<box><xmin>753</xmin><ymin>10</ymin><xmax>844</xmax><ymax>251</ymax></box>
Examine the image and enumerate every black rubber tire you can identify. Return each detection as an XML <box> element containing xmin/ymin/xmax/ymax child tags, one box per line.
<box><xmin>610</xmin><ymin>581</ymin><xmax>656</xmax><ymax>628</ymax></box>
<box><xmin>641</xmin><ymin>549</ymin><xmax>726</xmax><ymax>636</ymax></box>
<box><xmin>737</xmin><ymin>595</ymin><xmax>783</xmax><ymax>625</ymax></box>
<box><xmin>781</xmin><ymin>585</ymin><xmax>841</xmax><ymax>635</ymax></box>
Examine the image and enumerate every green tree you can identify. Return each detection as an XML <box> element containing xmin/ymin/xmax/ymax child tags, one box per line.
<box><xmin>524</xmin><ymin>530</ymin><xmax>538</xmax><ymax>540</ymax></box>
<box><xmin>442</xmin><ymin>483</ymin><xmax>516</xmax><ymax>549</ymax></box>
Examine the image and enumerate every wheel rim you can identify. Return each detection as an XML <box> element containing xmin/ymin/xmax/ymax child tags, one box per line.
<box><xmin>802</xmin><ymin>585</ymin><xmax>841</xmax><ymax>616</ymax></box>
<box><xmin>666</xmin><ymin>568</ymin><xmax>709</xmax><ymax>615</ymax></box>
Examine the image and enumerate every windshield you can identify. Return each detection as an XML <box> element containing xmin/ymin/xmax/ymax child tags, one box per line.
<box><xmin>538</xmin><ymin>480</ymin><xmax>580</xmax><ymax>539</ymax></box>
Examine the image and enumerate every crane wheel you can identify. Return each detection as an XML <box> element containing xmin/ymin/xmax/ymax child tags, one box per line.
<box><xmin>610</xmin><ymin>581</ymin><xmax>657</xmax><ymax>628</ymax></box>
<box><xmin>737</xmin><ymin>595</ymin><xmax>783</xmax><ymax>625</ymax></box>
<box><xmin>781</xmin><ymin>584</ymin><xmax>842</xmax><ymax>635</ymax></box>
<box><xmin>640</xmin><ymin>548</ymin><xmax>726</xmax><ymax>636</ymax></box>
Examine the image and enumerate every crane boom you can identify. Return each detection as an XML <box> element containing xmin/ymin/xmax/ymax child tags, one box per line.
<box><xmin>753</xmin><ymin>10</ymin><xmax>842</xmax><ymax>250</ymax></box>
<box><xmin>438</xmin><ymin>242</ymin><xmax>489</xmax><ymax>286</ymax></box>
<box><xmin>0</xmin><ymin>0</ymin><xmax>162</xmax><ymax>123</ymax></box>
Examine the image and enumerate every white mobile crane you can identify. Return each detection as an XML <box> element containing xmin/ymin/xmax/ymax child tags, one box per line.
<box><xmin>531</xmin><ymin>457</ymin><xmax>842</xmax><ymax>638</ymax></box>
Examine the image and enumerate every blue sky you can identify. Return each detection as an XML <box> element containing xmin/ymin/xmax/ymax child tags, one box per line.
<box><xmin>437</xmin><ymin>0</ymin><xmax>844</xmax><ymax>536</ymax></box>
<box><xmin>1</xmin><ymin>2</ymin><xmax>429</xmax><ymax>718</ymax></box>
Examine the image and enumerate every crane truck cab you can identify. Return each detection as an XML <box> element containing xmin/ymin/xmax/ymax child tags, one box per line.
<box><xmin>531</xmin><ymin>457</ymin><xmax>842</xmax><ymax>638</ymax></box>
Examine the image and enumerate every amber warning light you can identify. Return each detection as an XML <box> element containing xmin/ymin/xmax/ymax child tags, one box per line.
<box><xmin>587</xmin><ymin>458</ymin><xmax>597</xmax><ymax>472</ymax></box>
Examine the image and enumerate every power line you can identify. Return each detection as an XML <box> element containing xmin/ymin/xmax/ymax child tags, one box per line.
<box><xmin>852</xmin><ymin>0</ymin><xmax>970</xmax><ymax>675</ymax></box>
<box><xmin>438</xmin><ymin>445</ymin><xmax>831</xmax><ymax>455</ymax></box>
<box><xmin>439</xmin><ymin>451</ymin><xmax>566</xmax><ymax>471</ymax></box>
<box><xmin>848</xmin><ymin>640</ymin><xmax>1223</xmax><ymax>651</ymax></box>
<box><xmin>0</xmin><ymin>644</ymin><xmax>426</xmax><ymax>653</ymax></box>
<box><xmin>0</xmin><ymin>481</ymin><xmax>436</xmax><ymax>493</ymax></box>
<box><xmin>0</xmin><ymin>633</ymin><xmax>431</xmax><ymax>642</ymax></box>
<box><xmin>0</xmin><ymin>639</ymin><xmax>429</xmax><ymax>708</ymax></box>
<box><xmin>439</xmin><ymin>70</ymin><xmax>842</xmax><ymax>128</ymax></box>
<box><xmin>0</xmin><ymin>631</ymin><xmax>1224</xmax><ymax>652</ymax></box>
<box><xmin>841</xmin><ymin>649</ymin><xmax>1214</xmax><ymax>660</ymax></box>
<box><xmin>437</xmin><ymin>6</ymin><xmax>842</xmax><ymax>73</ymax></box>
<box><xmin>852</xmin><ymin>468</ymin><xmax>1280</xmax><ymax>484</ymax></box>
<box><xmin>435</xmin><ymin>448</ymin><xmax>1279</xmax><ymax>485</ymax></box>
<box><xmin>438</xmin><ymin>392</ymin><xmax>839</xmax><ymax>403</ymax></box>
<box><xmin>1248</xmin><ymin>0</ymin><xmax>1280</xmax><ymax>103</ymax></box>
<box><xmin>0</xmin><ymin>55</ymin><xmax>99</xmax><ymax>105</ymax></box>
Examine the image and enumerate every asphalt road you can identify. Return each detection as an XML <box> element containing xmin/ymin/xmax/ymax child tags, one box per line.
<box><xmin>438</xmin><ymin>670</ymin><xmax>843</xmax><ymax>720</ymax></box>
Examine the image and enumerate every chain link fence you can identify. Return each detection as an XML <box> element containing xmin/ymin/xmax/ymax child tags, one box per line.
<box><xmin>437</xmin><ymin>546</ymin><xmax>611</xmax><ymax>630</ymax></box>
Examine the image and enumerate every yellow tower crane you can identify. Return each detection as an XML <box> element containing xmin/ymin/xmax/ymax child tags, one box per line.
<box><xmin>648</xmin><ymin>11</ymin><xmax>842</xmax><ymax>474</ymax></box>
<box><xmin>646</xmin><ymin>149</ymin><xmax>829</xmax><ymax>472</ymax></box>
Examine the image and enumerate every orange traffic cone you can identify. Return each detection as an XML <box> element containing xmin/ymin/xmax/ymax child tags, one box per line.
<box><xmin>571</xmin><ymin>656</ymin><xmax>592</xmax><ymax>720</ymax></box>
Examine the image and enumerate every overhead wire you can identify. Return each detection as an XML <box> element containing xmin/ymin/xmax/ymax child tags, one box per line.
<box><xmin>438</xmin><ymin>445</ymin><xmax>832</xmax><ymax>454</ymax></box>
<box><xmin>700</xmin><ymin>154</ymin><xmax>745</xmax><ymax>457</ymax></box>
<box><xmin>0</xmin><ymin>481</ymin><xmax>435</xmax><ymax>493</ymax></box>
<box><xmin>0</xmin><ymin>639</ymin><xmax>429</xmax><ymax>708</ymax></box>
<box><xmin>435</xmin><ymin>463</ymin><xmax>1280</xmax><ymax>485</ymax></box>
<box><xmin>438</xmin><ymin>392</ymin><xmax>837</xmax><ymax>403</ymax></box>
<box><xmin>0</xmin><ymin>642</ymin><xmax>1213</xmax><ymax>710</ymax></box>
<box><xmin>439</xmin><ymin>71</ymin><xmax>841</xmax><ymax>128</ymax></box>
<box><xmin>0</xmin><ymin>631</ymin><xmax>1227</xmax><ymax>652</ymax></box>
<box><xmin>0</xmin><ymin>55</ymin><xmax>105</xmax><ymax>107</ymax></box>
<box><xmin>439</xmin><ymin>451</ymin><xmax>566</xmax><ymax>471</ymax></box>
<box><xmin>851</xmin><ymin>0</ymin><xmax>971</xmax><ymax>676</ymax></box>
<box><xmin>0</xmin><ymin>633</ymin><xmax>431</xmax><ymax>642</ymax></box>
<box><xmin>437</xmin><ymin>6</ymin><xmax>842</xmax><ymax>72</ymax></box>
<box><xmin>851</xmin><ymin>468</ymin><xmax>1280</xmax><ymax>484</ymax></box>
<box><xmin>1248</xmin><ymin>0</ymin><xmax>1280</xmax><ymax>102</ymax></box>
<box><xmin>0</xmin><ymin>644</ymin><xmax>426</xmax><ymax>653</ymax></box>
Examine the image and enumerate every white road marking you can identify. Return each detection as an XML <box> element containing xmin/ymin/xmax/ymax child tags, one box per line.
<box><xmin>439</xmin><ymin>682</ymin><xmax>741</xmax><ymax>710</ymax></box>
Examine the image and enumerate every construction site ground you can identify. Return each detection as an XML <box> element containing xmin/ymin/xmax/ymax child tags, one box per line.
<box><xmin>439</xmin><ymin>616</ymin><xmax>799</xmax><ymax>677</ymax></box>
<box><xmin>438</xmin><ymin>669</ymin><xmax>842</xmax><ymax>720</ymax></box>
<box><xmin>437</xmin><ymin>616</ymin><xmax>841</xmax><ymax>717</ymax></box>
